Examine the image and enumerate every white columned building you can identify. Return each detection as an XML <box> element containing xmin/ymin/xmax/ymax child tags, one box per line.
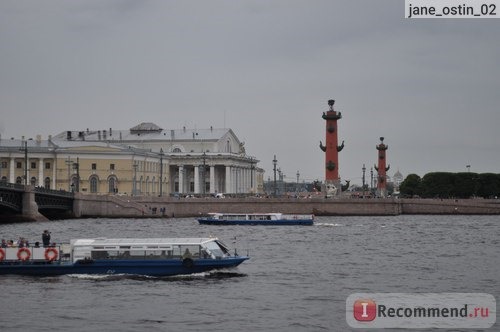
<box><xmin>225</xmin><ymin>166</ymin><xmax>231</xmax><ymax>193</ymax></box>
<box><xmin>209</xmin><ymin>166</ymin><xmax>215</xmax><ymax>193</ymax></box>
<box><xmin>194</xmin><ymin>166</ymin><xmax>200</xmax><ymax>194</ymax></box>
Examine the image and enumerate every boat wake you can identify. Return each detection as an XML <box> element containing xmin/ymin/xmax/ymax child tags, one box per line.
<box><xmin>315</xmin><ymin>222</ymin><xmax>343</xmax><ymax>227</ymax></box>
<box><xmin>67</xmin><ymin>270</ymin><xmax>247</xmax><ymax>281</ymax></box>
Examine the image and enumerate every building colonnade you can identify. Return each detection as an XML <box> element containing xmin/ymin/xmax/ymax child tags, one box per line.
<box><xmin>169</xmin><ymin>163</ymin><xmax>256</xmax><ymax>195</ymax></box>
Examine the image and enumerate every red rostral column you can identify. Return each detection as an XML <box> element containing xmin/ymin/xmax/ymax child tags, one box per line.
<box><xmin>375</xmin><ymin>137</ymin><xmax>390</xmax><ymax>197</ymax></box>
<box><xmin>320</xmin><ymin>99</ymin><xmax>344</xmax><ymax>196</ymax></box>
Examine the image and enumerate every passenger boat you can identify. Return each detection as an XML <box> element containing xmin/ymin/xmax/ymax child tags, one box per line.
<box><xmin>0</xmin><ymin>237</ymin><xmax>248</xmax><ymax>276</ymax></box>
<box><xmin>198</xmin><ymin>212</ymin><xmax>314</xmax><ymax>225</ymax></box>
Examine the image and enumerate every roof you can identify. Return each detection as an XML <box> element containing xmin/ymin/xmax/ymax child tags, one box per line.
<box><xmin>52</xmin><ymin>126</ymin><xmax>234</xmax><ymax>142</ymax></box>
<box><xmin>71</xmin><ymin>238</ymin><xmax>217</xmax><ymax>246</ymax></box>
<box><xmin>130</xmin><ymin>122</ymin><xmax>163</xmax><ymax>132</ymax></box>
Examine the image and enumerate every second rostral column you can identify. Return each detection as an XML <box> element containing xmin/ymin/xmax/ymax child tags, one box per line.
<box><xmin>320</xmin><ymin>99</ymin><xmax>344</xmax><ymax>197</ymax></box>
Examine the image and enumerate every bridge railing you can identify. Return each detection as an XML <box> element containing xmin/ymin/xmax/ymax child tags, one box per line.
<box><xmin>34</xmin><ymin>186</ymin><xmax>74</xmax><ymax>198</ymax></box>
<box><xmin>0</xmin><ymin>181</ymin><xmax>25</xmax><ymax>191</ymax></box>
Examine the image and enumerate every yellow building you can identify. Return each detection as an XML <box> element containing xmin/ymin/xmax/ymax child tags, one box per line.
<box><xmin>0</xmin><ymin>123</ymin><xmax>263</xmax><ymax>196</ymax></box>
<box><xmin>0</xmin><ymin>137</ymin><xmax>165</xmax><ymax>196</ymax></box>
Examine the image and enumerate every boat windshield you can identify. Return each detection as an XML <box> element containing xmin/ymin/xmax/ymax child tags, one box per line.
<box><xmin>204</xmin><ymin>241</ymin><xmax>227</xmax><ymax>258</ymax></box>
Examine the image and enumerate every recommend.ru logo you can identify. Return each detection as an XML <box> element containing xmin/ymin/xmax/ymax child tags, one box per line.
<box><xmin>346</xmin><ymin>293</ymin><xmax>496</xmax><ymax>329</ymax></box>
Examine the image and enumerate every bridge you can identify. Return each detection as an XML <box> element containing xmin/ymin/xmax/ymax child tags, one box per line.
<box><xmin>0</xmin><ymin>182</ymin><xmax>74</xmax><ymax>221</ymax></box>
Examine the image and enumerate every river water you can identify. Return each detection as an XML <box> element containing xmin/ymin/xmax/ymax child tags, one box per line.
<box><xmin>0</xmin><ymin>215</ymin><xmax>498</xmax><ymax>331</ymax></box>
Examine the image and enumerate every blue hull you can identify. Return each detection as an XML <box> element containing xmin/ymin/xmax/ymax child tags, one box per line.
<box><xmin>198</xmin><ymin>219</ymin><xmax>313</xmax><ymax>226</ymax></box>
<box><xmin>0</xmin><ymin>257</ymin><xmax>248</xmax><ymax>276</ymax></box>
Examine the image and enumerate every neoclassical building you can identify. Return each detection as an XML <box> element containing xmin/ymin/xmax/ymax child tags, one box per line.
<box><xmin>0</xmin><ymin>123</ymin><xmax>263</xmax><ymax>196</ymax></box>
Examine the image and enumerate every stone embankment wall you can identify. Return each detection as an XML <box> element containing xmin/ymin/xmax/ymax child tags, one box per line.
<box><xmin>400</xmin><ymin>198</ymin><xmax>500</xmax><ymax>215</ymax></box>
<box><xmin>75</xmin><ymin>195</ymin><xmax>500</xmax><ymax>218</ymax></box>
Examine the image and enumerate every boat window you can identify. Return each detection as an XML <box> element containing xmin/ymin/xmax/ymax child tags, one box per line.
<box><xmin>173</xmin><ymin>245</ymin><xmax>201</xmax><ymax>259</ymax></box>
<box><xmin>91</xmin><ymin>251</ymin><xmax>109</xmax><ymax>259</ymax></box>
<box><xmin>107</xmin><ymin>250</ymin><xmax>119</xmax><ymax>258</ymax></box>
<box><xmin>204</xmin><ymin>241</ymin><xmax>225</xmax><ymax>258</ymax></box>
<box><xmin>215</xmin><ymin>240</ymin><xmax>230</xmax><ymax>255</ymax></box>
<box><xmin>130</xmin><ymin>250</ymin><xmax>146</xmax><ymax>257</ymax></box>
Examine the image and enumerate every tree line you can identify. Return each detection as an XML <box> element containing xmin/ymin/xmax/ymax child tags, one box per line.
<box><xmin>399</xmin><ymin>172</ymin><xmax>500</xmax><ymax>199</ymax></box>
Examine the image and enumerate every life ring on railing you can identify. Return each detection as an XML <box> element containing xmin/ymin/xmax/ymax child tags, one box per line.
<box><xmin>17</xmin><ymin>248</ymin><xmax>31</xmax><ymax>261</ymax></box>
<box><xmin>45</xmin><ymin>248</ymin><xmax>59</xmax><ymax>262</ymax></box>
<box><xmin>0</xmin><ymin>248</ymin><xmax>5</xmax><ymax>261</ymax></box>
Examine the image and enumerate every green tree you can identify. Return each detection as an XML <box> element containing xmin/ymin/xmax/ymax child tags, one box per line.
<box><xmin>420</xmin><ymin>172</ymin><xmax>454</xmax><ymax>198</ymax></box>
<box><xmin>400</xmin><ymin>173</ymin><xmax>421</xmax><ymax>197</ymax></box>
<box><xmin>453</xmin><ymin>172</ymin><xmax>479</xmax><ymax>198</ymax></box>
<box><xmin>476</xmin><ymin>173</ymin><xmax>500</xmax><ymax>198</ymax></box>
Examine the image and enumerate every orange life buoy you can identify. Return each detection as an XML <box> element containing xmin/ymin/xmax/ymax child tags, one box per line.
<box><xmin>17</xmin><ymin>247</ymin><xmax>31</xmax><ymax>261</ymax></box>
<box><xmin>44</xmin><ymin>248</ymin><xmax>59</xmax><ymax>262</ymax></box>
<box><xmin>0</xmin><ymin>248</ymin><xmax>5</xmax><ymax>261</ymax></box>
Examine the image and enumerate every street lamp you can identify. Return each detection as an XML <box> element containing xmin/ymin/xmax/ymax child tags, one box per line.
<box><xmin>159</xmin><ymin>148</ymin><xmax>164</xmax><ymax>197</ymax></box>
<box><xmin>72</xmin><ymin>157</ymin><xmax>80</xmax><ymax>192</ymax></box>
<box><xmin>362</xmin><ymin>164</ymin><xmax>366</xmax><ymax>197</ymax></box>
<box><xmin>273</xmin><ymin>155</ymin><xmax>277</xmax><ymax>197</ymax></box>
<box><xmin>201</xmin><ymin>151</ymin><xmax>207</xmax><ymax>195</ymax></box>
<box><xmin>296</xmin><ymin>170</ymin><xmax>300</xmax><ymax>194</ymax></box>
<box><xmin>23</xmin><ymin>140</ymin><xmax>28</xmax><ymax>185</ymax></box>
<box><xmin>132</xmin><ymin>162</ymin><xmax>138</xmax><ymax>196</ymax></box>
<box><xmin>250</xmin><ymin>158</ymin><xmax>255</xmax><ymax>193</ymax></box>
<box><xmin>19</xmin><ymin>138</ymin><xmax>32</xmax><ymax>186</ymax></box>
<box><xmin>370</xmin><ymin>167</ymin><xmax>374</xmax><ymax>193</ymax></box>
<box><xmin>65</xmin><ymin>157</ymin><xmax>74</xmax><ymax>191</ymax></box>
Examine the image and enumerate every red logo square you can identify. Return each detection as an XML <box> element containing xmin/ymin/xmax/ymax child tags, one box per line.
<box><xmin>353</xmin><ymin>299</ymin><xmax>376</xmax><ymax>321</ymax></box>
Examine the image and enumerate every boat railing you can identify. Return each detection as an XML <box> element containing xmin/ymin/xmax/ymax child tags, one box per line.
<box><xmin>0</xmin><ymin>245</ymin><xmax>70</xmax><ymax>263</ymax></box>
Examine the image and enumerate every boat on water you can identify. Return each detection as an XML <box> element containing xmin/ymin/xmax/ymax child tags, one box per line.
<box><xmin>198</xmin><ymin>212</ymin><xmax>314</xmax><ymax>226</ymax></box>
<box><xmin>0</xmin><ymin>237</ymin><xmax>248</xmax><ymax>276</ymax></box>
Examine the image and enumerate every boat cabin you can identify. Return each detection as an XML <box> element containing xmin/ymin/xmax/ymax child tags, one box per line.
<box><xmin>70</xmin><ymin>237</ymin><xmax>231</xmax><ymax>262</ymax></box>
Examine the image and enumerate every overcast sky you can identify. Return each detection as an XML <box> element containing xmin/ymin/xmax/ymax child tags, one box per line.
<box><xmin>1</xmin><ymin>1</ymin><xmax>499</xmax><ymax>185</ymax></box>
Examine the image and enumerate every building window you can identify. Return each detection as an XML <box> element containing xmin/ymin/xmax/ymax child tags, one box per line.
<box><xmin>16</xmin><ymin>162</ymin><xmax>22</xmax><ymax>169</ymax></box>
<box><xmin>45</xmin><ymin>162</ymin><xmax>51</xmax><ymax>169</ymax></box>
<box><xmin>44</xmin><ymin>177</ymin><xmax>51</xmax><ymax>189</ymax></box>
<box><xmin>16</xmin><ymin>176</ymin><xmax>22</xmax><ymax>184</ymax></box>
<box><xmin>110</xmin><ymin>164</ymin><xmax>115</xmax><ymax>170</ymax></box>
<box><xmin>90</xmin><ymin>176</ymin><xmax>98</xmax><ymax>193</ymax></box>
<box><xmin>1</xmin><ymin>161</ymin><xmax>7</xmax><ymax>169</ymax></box>
<box><xmin>92</xmin><ymin>163</ymin><xmax>97</xmax><ymax>170</ymax></box>
<box><xmin>108</xmin><ymin>176</ymin><xmax>117</xmax><ymax>193</ymax></box>
<box><xmin>1</xmin><ymin>176</ymin><xmax>7</xmax><ymax>183</ymax></box>
<box><xmin>31</xmin><ymin>162</ymin><xmax>36</xmax><ymax>169</ymax></box>
<box><xmin>30</xmin><ymin>177</ymin><xmax>36</xmax><ymax>186</ymax></box>
<box><xmin>172</xmin><ymin>147</ymin><xmax>182</xmax><ymax>153</ymax></box>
